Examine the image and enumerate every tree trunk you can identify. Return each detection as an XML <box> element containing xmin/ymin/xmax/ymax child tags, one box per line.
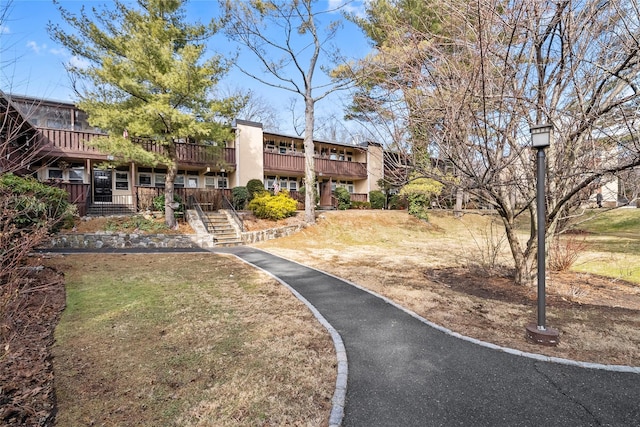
<box><xmin>454</xmin><ymin>187</ymin><xmax>463</xmax><ymax>218</ymax></box>
<box><xmin>303</xmin><ymin>96</ymin><xmax>316</xmax><ymax>224</ymax></box>
<box><xmin>502</xmin><ymin>215</ymin><xmax>536</xmax><ymax>286</ymax></box>
<box><xmin>164</xmin><ymin>162</ymin><xmax>177</xmax><ymax>229</ymax></box>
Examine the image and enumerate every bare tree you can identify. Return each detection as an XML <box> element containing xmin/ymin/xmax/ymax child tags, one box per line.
<box><xmin>220</xmin><ymin>0</ymin><xmax>351</xmax><ymax>223</ymax></box>
<box><xmin>220</xmin><ymin>85</ymin><xmax>281</xmax><ymax>131</ymax></box>
<box><xmin>348</xmin><ymin>0</ymin><xmax>640</xmax><ymax>285</ymax></box>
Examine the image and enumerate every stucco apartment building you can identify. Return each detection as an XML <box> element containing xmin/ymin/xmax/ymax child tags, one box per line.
<box><xmin>1</xmin><ymin>93</ymin><xmax>384</xmax><ymax>214</ymax></box>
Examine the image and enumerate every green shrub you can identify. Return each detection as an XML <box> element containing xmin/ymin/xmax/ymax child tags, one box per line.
<box><xmin>334</xmin><ymin>187</ymin><xmax>351</xmax><ymax>210</ymax></box>
<box><xmin>0</xmin><ymin>173</ymin><xmax>73</xmax><ymax>229</ymax></box>
<box><xmin>152</xmin><ymin>193</ymin><xmax>183</xmax><ymax>214</ymax></box>
<box><xmin>399</xmin><ymin>177</ymin><xmax>443</xmax><ymax>221</ymax></box>
<box><xmin>248</xmin><ymin>190</ymin><xmax>297</xmax><ymax>220</ymax></box>
<box><xmin>389</xmin><ymin>194</ymin><xmax>406</xmax><ymax>210</ymax></box>
<box><xmin>232</xmin><ymin>186</ymin><xmax>249</xmax><ymax>210</ymax></box>
<box><xmin>369</xmin><ymin>190</ymin><xmax>385</xmax><ymax>209</ymax></box>
<box><xmin>246</xmin><ymin>179</ymin><xmax>266</xmax><ymax>200</ymax></box>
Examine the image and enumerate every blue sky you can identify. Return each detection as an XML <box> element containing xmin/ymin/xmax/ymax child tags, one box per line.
<box><xmin>0</xmin><ymin>0</ymin><xmax>371</xmax><ymax>135</ymax></box>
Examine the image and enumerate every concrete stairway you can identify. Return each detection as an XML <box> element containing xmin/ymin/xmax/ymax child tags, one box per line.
<box><xmin>204</xmin><ymin>211</ymin><xmax>243</xmax><ymax>246</ymax></box>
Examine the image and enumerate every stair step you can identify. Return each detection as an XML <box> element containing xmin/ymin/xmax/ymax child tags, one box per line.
<box><xmin>198</xmin><ymin>210</ymin><xmax>242</xmax><ymax>245</ymax></box>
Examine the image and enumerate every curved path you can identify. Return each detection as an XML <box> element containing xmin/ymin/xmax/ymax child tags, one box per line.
<box><xmin>220</xmin><ymin>246</ymin><xmax>640</xmax><ymax>427</ymax></box>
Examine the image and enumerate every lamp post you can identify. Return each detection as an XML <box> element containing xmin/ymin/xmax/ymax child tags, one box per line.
<box><xmin>525</xmin><ymin>124</ymin><xmax>559</xmax><ymax>346</ymax></box>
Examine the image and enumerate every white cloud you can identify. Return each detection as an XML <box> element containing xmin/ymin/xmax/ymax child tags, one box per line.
<box><xmin>50</xmin><ymin>48</ymin><xmax>65</xmax><ymax>56</ymax></box>
<box><xmin>0</xmin><ymin>24</ymin><xmax>9</xmax><ymax>34</ymax></box>
<box><xmin>26</xmin><ymin>40</ymin><xmax>47</xmax><ymax>54</ymax></box>
<box><xmin>68</xmin><ymin>55</ymin><xmax>90</xmax><ymax>70</ymax></box>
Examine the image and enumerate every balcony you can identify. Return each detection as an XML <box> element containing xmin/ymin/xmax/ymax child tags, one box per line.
<box><xmin>264</xmin><ymin>152</ymin><xmax>367</xmax><ymax>179</ymax></box>
<box><xmin>36</xmin><ymin>127</ymin><xmax>235</xmax><ymax>167</ymax></box>
<box><xmin>38</xmin><ymin>128</ymin><xmax>105</xmax><ymax>160</ymax></box>
<box><xmin>141</xmin><ymin>140</ymin><xmax>235</xmax><ymax>167</ymax></box>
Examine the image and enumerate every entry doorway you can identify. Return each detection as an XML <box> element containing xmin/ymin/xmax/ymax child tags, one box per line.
<box><xmin>93</xmin><ymin>169</ymin><xmax>112</xmax><ymax>203</ymax></box>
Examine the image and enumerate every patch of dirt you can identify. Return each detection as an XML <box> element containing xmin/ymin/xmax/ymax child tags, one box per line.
<box><xmin>68</xmin><ymin>215</ymin><xmax>194</xmax><ymax>234</ymax></box>
<box><xmin>255</xmin><ymin>210</ymin><xmax>640</xmax><ymax>367</ymax></box>
<box><xmin>0</xmin><ymin>258</ymin><xmax>65</xmax><ymax>427</ymax></box>
<box><xmin>239</xmin><ymin>211</ymin><xmax>307</xmax><ymax>232</ymax></box>
<box><xmin>425</xmin><ymin>267</ymin><xmax>640</xmax><ymax>311</ymax></box>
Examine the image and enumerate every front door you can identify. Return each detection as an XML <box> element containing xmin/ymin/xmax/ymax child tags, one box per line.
<box><xmin>93</xmin><ymin>169</ymin><xmax>112</xmax><ymax>203</ymax></box>
<box><xmin>319</xmin><ymin>179</ymin><xmax>332</xmax><ymax>207</ymax></box>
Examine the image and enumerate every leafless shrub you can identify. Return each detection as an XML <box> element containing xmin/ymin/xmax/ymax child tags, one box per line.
<box><xmin>466</xmin><ymin>218</ymin><xmax>509</xmax><ymax>274</ymax></box>
<box><xmin>0</xmin><ymin>187</ymin><xmax>64</xmax><ymax>360</ymax></box>
<box><xmin>549</xmin><ymin>235</ymin><xmax>588</xmax><ymax>272</ymax></box>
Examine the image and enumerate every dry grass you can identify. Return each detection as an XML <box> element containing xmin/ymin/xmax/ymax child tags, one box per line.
<box><xmin>255</xmin><ymin>210</ymin><xmax>640</xmax><ymax>367</ymax></box>
<box><xmin>47</xmin><ymin>254</ymin><xmax>334</xmax><ymax>426</ymax></box>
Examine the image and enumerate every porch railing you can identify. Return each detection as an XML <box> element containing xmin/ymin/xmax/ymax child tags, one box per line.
<box><xmin>221</xmin><ymin>191</ymin><xmax>244</xmax><ymax>232</ymax></box>
<box><xmin>46</xmin><ymin>182</ymin><xmax>91</xmax><ymax>216</ymax></box>
<box><xmin>187</xmin><ymin>195</ymin><xmax>213</xmax><ymax>233</ymax></box>
<box><xmin>136</xmin><ymin>187</ymin><xmax>233</xmax><ymax>211</ymax></box>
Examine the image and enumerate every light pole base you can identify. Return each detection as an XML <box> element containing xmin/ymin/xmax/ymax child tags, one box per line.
<box><xmin>525</xmin><ymin>323</ymin><xmax>559</xmax><ymax>346</ymax></box>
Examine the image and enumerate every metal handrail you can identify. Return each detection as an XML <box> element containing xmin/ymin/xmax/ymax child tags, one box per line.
<box><xmin>187</xmin><ymin>195</ymin><xmax>213</xmax><ymax>234</ymax></box>
<box><xmin>220</xmin><ymin>192</ymin><xmax>244</xmax><ymax>232</ymax></box>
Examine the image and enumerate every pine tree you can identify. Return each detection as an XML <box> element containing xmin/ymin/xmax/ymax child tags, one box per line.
<box><xmin>49</xmin><ymin>0</ymin><xmax>239</xmax><ymax>227</ymax></box>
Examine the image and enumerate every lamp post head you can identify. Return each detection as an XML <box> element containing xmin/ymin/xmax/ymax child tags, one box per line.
<box><xmin>530</xmin><ymin>124</ymin><xmax>553</xmax><ymax>148</ymax></box>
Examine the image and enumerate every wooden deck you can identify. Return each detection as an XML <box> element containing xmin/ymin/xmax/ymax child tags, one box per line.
<box><xmin>37</xmin><ymin>127</ymin><xmax>235</xmax><ymax>167</ymax></box>
<box><xmin>264</xmin><ymin>152</ymin><xmax>367</xmax><ymax>179</ymax></box>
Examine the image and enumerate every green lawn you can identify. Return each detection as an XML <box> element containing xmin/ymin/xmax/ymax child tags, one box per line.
<box><xmin>49</xmin><ymin>253</ymin><xmax>333</xmax><ymax>427</ymax></box>
<box><xmin>570</xmin><ymin>208</ymin><xmax>640</xmax><ymax>283</ymax></box>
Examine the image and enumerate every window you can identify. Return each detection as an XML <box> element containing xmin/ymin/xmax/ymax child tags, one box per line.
<box><xmin>155</xmin><ymin>174</ymin><xmax>166</xmax><ymax>187</ymax></box>
<box><xmin>138</xmin><ymin>173</ymin><xmax>152</xmax><ymax>186</ymax></box>
<box><xmin>187</xmin><ymin>177</ymin><xmax>198</xmax><ymax>188</ymax></box>
<box><xmin>48</xmin><ymin>168</ymin><xmax>63</xmax><ymax>180</ymax></box>
<box><xmin>289</xmin><ymin>179</ymin><xmax>298</xmax><ymax>191</ymax></box>
<box><xmin>69</xmin><ymin>168</ymin><xmax>84</xmax><ymax>183</ymax></box>
<box><xmin>266</xmin><ymin>176</ymin><xmax>276</xmax><ymax>190</ymax></box>
<box><xmin>115</xmin><ymin>172</ymin><xmax>129</xmax><ymax>190</ymax></box>
<box><xmin>46</xmin><ymin>119</ymin><xmax>64</xmax><ymax>129</ymax></box>
<box><xmin>217</xmin><ymin>176</ymin><xmax>227</xmax><ymax>189</ymax></box>
<box><xmin>279</xmin><ymin>142</ymin><xmax>288</xmax><ymax>154</ymax></box>
<box><xmin>174</xmin><ymin>175</ymin><xmax>185</xmax><ymax>188</ymax></box>
<box><xmin>265</xmin><ymin>140</ymin><xmax>276</xmax><ymax>152</ymax></box>
<box><xmin>205</xmin><ymin>177</ymin><xmax>216</xmax><ymax>188</ymax></box>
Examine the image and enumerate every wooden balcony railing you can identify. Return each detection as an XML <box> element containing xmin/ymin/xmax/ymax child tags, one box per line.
<box><xmin>36</xmin><ymin>127</ymin><xmax>235</xmax><ymax>167</ymax></box>
<box><xmin>38</xmin><ymin>128</ymin><xmax>105</xmax><ymax>160</ymax></box>
<box><xmin>264</xmin><ymin>152</ymin><xmax>367</xmax><ymax>179</ymax></box>
<box><xmin>140</xmin><ymin>141</ymin><xmax>235</xmax><ymax>166</ymax></box>
<box><xmin>315</xmin><ymin>157</ymin><xmax>367</xmax><ymax>178</ymax></box>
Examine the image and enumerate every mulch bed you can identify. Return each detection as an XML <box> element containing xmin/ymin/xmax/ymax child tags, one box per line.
<box><xmin>0</xmin><ymin>258</ymin><xmax>65</xmax><ymax>427</ymax></box>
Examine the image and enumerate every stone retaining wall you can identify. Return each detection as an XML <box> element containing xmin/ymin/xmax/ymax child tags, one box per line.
<box><xmin>45</xmin><ymin>232</ymin><xmax>213</xmax><ymax>249</ymax></box>
<box><xmin>42</xmin><ymin>211</ymin><xmax>305</xmax><ymax>250</ymax></box>
<box><xmin>241</xmin><ymin>225</ymin><xmax>305</xmax><ymax>244</ymax></box>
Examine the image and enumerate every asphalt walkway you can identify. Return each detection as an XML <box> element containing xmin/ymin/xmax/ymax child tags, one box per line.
<box><xmin>220</xmin><ymin>246</ymin><xmax>640</xmax><ymax>427</ymax></box>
